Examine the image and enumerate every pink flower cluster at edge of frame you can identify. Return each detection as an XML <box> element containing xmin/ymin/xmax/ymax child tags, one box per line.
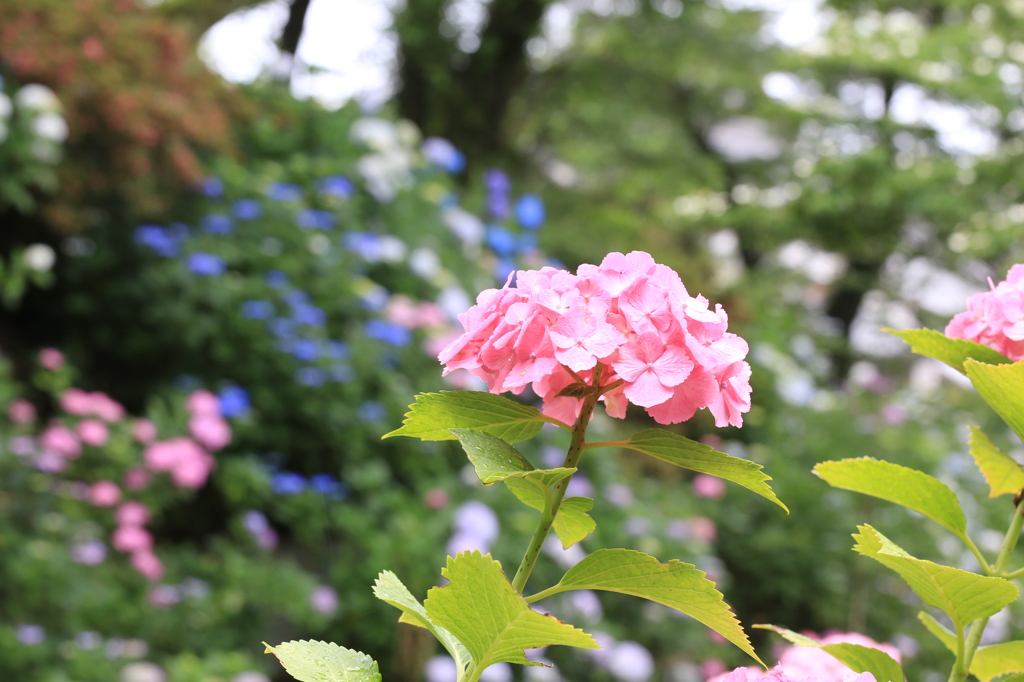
<box><xmin>439</xmin><ymin>251</ymin><xmax>751</xmax><ymax>427</ymax></box>
<box><xmin>709</xmin><ymin>632</ymin><xmax>901</xmax><ymax>682</ymax></box>
<box><xmin>946</xmin><ymin>263</ymin><xmax>1024</xmax><ymax>360</ymax></box>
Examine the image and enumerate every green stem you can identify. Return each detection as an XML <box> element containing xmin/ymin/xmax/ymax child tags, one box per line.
<box><xmin>510</xmin><ymin>366</ymin><xmax>603</xmax><ymax>594</ymax></box>
<box><xmin>964</xmin><ymin>535</ymin><xmax>993</xmax><ymax>575</ymax></box>
<box><xmin>582</xmin><ymin>439</ymin><xmax>627</xmax><ymax>450</ymax></box>
<box><xmin>948</xmin><ymin>500</ymin><xmax>1024</xmax><ymax>682</ymax></box>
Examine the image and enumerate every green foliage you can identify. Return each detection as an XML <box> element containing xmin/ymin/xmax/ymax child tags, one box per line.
<box><xmin>968</xmin><ymin>426</ymin><xmax>1024</xmax><ymax>498</ymax></box>
<box><xmin>618</xmin><ymin>428</ymin><xmax>788</xmax><ymax>511</ymax></box>
<box><xmin>532</xmin><ymin>548</ymin><xmax>763</xmax><ymax>666</ymax></box>
<box><xmin>372</xmin><ymin>571</ymin><xmax>472</xmax><ymax>676</ymax></box>
<box><xmin>756</xmin><ymin>625</ymin><xmax>904</xmax><ymax>682</ymax></box>
<box><xmin>887</xmin><ymin>329</ymin><xmax>1012</xmax><ymax>374</ymax></box>
<box><xmin>264</xmin><ymin>640</ymin><xmax>381</xmax><ymax>682</ymax></box>
<box><xmin>384</xmin><ymin>391</ymin><xmax>553</xmax><ymax>442</ymax></box>
<box><xmin>919</xmin><ymin>612</ymin><xmax>1024</xmax><ymax>682</ymax></box>
<box><xmin>966</xmin><ymin>360</ymin><xmax>1024</xmax><ymax>445</ymax></box>
<box><xmin>502</xmin><ymin>482</ymin><xmax>595</xmax><ymax>549</ymax></box>
<box><xmin>853</xmin><ymin>525</ymin><xmax>1017</xmax><ymax>633</ymax></box>
<box><xmin>423</xmin><ymin>552</ymin><xmax>598</xmax><ymax>673</ymax></box>
<box><xmin>813</xmin><ymin>458</ymin><xmax>968</xmax><ymax>539</ymax></box>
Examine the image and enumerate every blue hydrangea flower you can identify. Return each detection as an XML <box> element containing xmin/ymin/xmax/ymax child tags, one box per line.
<box><xmin>317</xmin><ymin>176</ymin><xmax>354</xmax><ymax>200</ymax></box>
<box><xmin>265</xmin><ymin>270</ymin><xmax>289</xmax><ymax>288</ymax></box>
<box><xmin>134</xmin><ymin>225</ymin><xmax>180</xmax><ymax>257</ymax></box>
<box><xmin>515</xmin><ymin>194</ymin><xmax>545</xmax><ymax>229</ymax></box>
<box><xmin>309</xmin><ymin>474</ymin><xmax>349</xmax><ymax>499</ymax></box>
<box><xmin>290</xmin><ymin>339</ymin><xmax>319</xmax><ymax>362</ymax></box>
<box><xmin>200</xmin><ymin>177</ymin><xmax>224</xmax><ymax>198</ymax></box>
<box><xmin>494</xmin><ymin>257</ymin><xmax>517</xmax><ymax>282</ymax></box>
<box><xmin>359</xmin><ymin>287</ymin><xmax>388</xmax><ymax>311</ymax></box>
<box><xmin>187</xmin><ymin>252</ymin><xmax>226</xmax><ymax>276</ymax></box>
<box><xmin>518</xmin><ymin>233</ymin><xmax>538</xmax><ymax>253</ymax></box>
<box><xmin>219</xmin><ymin>385</ymin><xmax>251</xmax><ymax>419</ymax></box>
<box><xmin>325</xmin><ymin>341</ymin><xmax>349</xmax><ymax>360</ymax></box>
<box><xmin>485</xmin><ymin>225</ymin><xmax>517</xmax><ymax>256</ymax></box>
<box><xmin>343</xmin><ymin>232</ymin><xmax>382</xmax><ymax>260</ymax></box>
<box><xmin>293</xmin><ymin>304</ymin><xmax>326</xmax><ymax>327</ymax></box>
<box><xmin>421</xmin><ymin>138</ymin><xmax>466</xmax><ymax>174</ymax></box>
<box><xmin>201</xmin><ymin>214</ymin><xmax>234</xmax><ymax>234</ymax></box>
<box><xmin>241</xmin><ymin>300</ymin><xmax>275</xmax><ymax>320</ymax></box>
<box><xmin>364</xmin><ymin>320</ymin><xmax>411</xmax><ymax>346</ymax></box>
<box><xmin>297</xmin><ymin>209</ymin><xmax>338</xmax><ymax>230</ymax></box>
<box><xmin>484</xmin><ymin>169</ymin><xmax>511</xmax><ymax>194</ymax></box>
<box><xmin>356</xmin><ymin>401</ymin><xmax>387</xmax><ymax>422</ymax></box>
<box><xmin>232</xmin><ymin>199</ymin><xmax>263</xmax><ymax>220</ymax></box>
<box><xmin>329</xmin><ymin>364</ymin><xmax>354</xmax><ymax>383</ymax></box>
<box><xmin>268</xmin><ymin>318</ymin><xmax>297</xmax><ymax>340</ymax></box>
<box><xmin>284</xmin><ymin>290</ymin><xmax>311</xmax><ymax>307</ymax></box>
<box><xmin>488</xmin><ymin>194</ymin><xmax>510</xmax><ymax>220</ymax></box>
<box><xmin>266</xmin><ymin>182</ymin><xmax>303</xmax><ymax>202</ymax></box>
<box><xmin>295</xmin><ymin>367</ymin><xmax>327</xmax><ymax>386</ymax></box>
<box><xmin>271</xmin><ymin>472</ymin><xmax>306</xmax><ymax>495</ymax></box>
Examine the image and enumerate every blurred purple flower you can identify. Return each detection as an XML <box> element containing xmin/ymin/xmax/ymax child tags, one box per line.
<box><xmin>201</xmin><ymin>214</ymin><xmax>233</xmax><ymax>234</ymax></box>
<box><xmin>200</xmin><ymin>177</ymin><xmax>223</xmax><ymax>198</ymax></box>
<box><xmin>71</xmin><ymin>539</ymin><xmax>107</xmax><ymax>565</ymax></box>
<box><xmin>310</xmin><ymin>585</ymin><xmax>339</xmax><ymax>616</ymax></box>
<box><xmin>16</xmin><ymin>624</ymin><xmax>45</xmax><ymax>646</ymax></box>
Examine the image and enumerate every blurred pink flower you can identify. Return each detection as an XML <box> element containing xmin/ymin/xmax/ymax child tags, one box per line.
<box><xmin>40</xmin><ymin>424</ymin><xmax>81</xmax><ymax>458</ymax></box>
<box><xmin>91</xmin><ymin>393</ymin><xmax>125</xmax><ymax>423</ymax></box>
<box><xmin>386</xmin><ymin>295</ymin><xmax>421</xmax><ymax>328</ymax></box>
<box><xmin>170</xmin><ymin>449</ymin><xmax>216</xmax><ymax>489</ymax></box>
<box><xmin>711</xmin><ymin>667</ymin><xmax>876</xmax><ymax>682</ymax></box>
<box><xmin>424</xmin><ymin>487</ymin><xmax>449</xmax><ymax>509</ymax></box>
<box><xmin>310</xmin><ymin>585</ymin><xmax>339</xmax><ymax>616</ymax></box>
<box><xmin>60</xmin><ymin>389</ymin><xmax>93</xmax><ymax>416</ymax></box>
<box><xmin>77</xmin><ymin>419</ymin><xmax>109</xmax><ymax>447</ymax></box>
<box><xmin>188</xmin><ymin>413</ymin><xmax>231</xmax><ymax>451</ymax></box>
<box><xmin>186</xmin><ymin>390</ymin><xmax>220</xmax><ymax>415</ymax></box>
<box><xmin>117</xmin><ymin>501</ymin><xmax>150</xmax><ymax>526</ymax></box>
<box><xmin>131</xmin><ymin>549</ymin><xmax>164</xmax><ymax>581</ymax></box>
<box><xmin>124</xmin><ymin>467</ymin><xmax>152</xmax><ymax>491</ymax></box>
<box><xmin>416</xmin><ymin>302</ymin><xmax>447</xmax><ymax>328</ymax></box>
<box><xmin>689</xmin><ymin>516</ymin><xmax>717</xmax><ymax>543</ymax></box>
<box><xmin>778</xmin><ymin>633</ymin><xmax>900</xmax><ymax>681</ymax></box>
<box><xmin>144</xmin><ymin>438</ymin><xmax>215</xmax><ymax>489</ymax></box>
<box><xmin>8</xmin><ymin>399</ymin><xmax>36</xmax><ymax>424</ymax></box>
<box><xmin>112</xmin><ymin>525</ymin><xmax>153</xmax><ymax>553</ymax></box>
<box><xmin>38</xmin><ymin>348</ymin><xmax>64</xmax><ymax>370</ymax></box>
<box><xmin>89</xmin><ymin>480</ymin><xmax>121</xmax><ymax>507</ymax></box>
<box><xmin>692</xmin><ymin>474</ymin><xmax>726</xmax><ymax>499</ymax></box>
<box><xmin>701</xmin><ymin>658</ymin><xmax>728</xmax><ymax>680</ymax></box>
<box><xmin>149</xmin><ymin>584</ymin><xmax>180</xmax><ymax>608</ymax></box>
<box><xmin>133</xmin><ymin>419</ymin><xmax>157</xmax><ymax>444</ymax></box>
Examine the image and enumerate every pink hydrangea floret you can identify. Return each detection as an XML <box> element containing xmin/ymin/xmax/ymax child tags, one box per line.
<box><xmin>88</xmin><ymin>480</ymin><xmax>121</xmax><ymax>507</ymax></box>
<box><xmin>710</xmin><ymin>631</ymin><xmax>898</xmax><ymax>682</ymax></box>
<box><xmin>38</xmin><ymin>348</ymin><xmax>64</xmax><ymax>370</ymax></box>
<box><xmin>712</xmin><ymin>668</ymin><xmax>876</xmax><ymax>682</ymax></box>
<box><xmin>133</xmin><ymin>418</ymin><xmax>158</xmax><ymax>444</ymax></box>
<box><xmin>438</xmin><ymin>252</ymin><xmax>751</xmax><ymax>427</ymax></box>
<box><xmin>186</xmin><ymin>390</ymin><xmax>220</xmax><ymax>415</ymax></box>
<box><xmin>40</xmin><ymin>424</ymin><xmax>81</xmax><ymax>458</ymax></box>
<box><xmin>188</xmin><ymin>413</ymin><xmax>231</xmax><ymax>451</ymax></box>
<box><xmin>144</xmin><ymin>437</ymin><xmax>216</xmax><ymax>489</ymax></box>
<box><xmin>946</xmin><ymin>263</ymin><xmax>1024</xmax><ymax>360</ymax></box>
<box><xmin>77</xmin><ymin>419</ymin><xmax>110</xmax><ymax>447</ymax></box>
<box><xmin>116</xmin><ymin>501</ymin><xmax>150</xmax><ymax>526</ymax></box>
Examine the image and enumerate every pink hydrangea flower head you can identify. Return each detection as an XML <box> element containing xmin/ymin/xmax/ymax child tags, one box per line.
<box><xmin>188</xmin><ymin>413</ymin><xmax>231</xmax><ymax>451</ymax></box>
<box><xmin>116</xmin><ymin>501</ymin><xmax>150</xmax><ymax>526</ymax></box>
<box><xmin>91</xmin><ymin>393</ymin><xmax>125</xmax><ymax>423</ymax></box>
<box><xmin>778</xmin><ymin>633</ymin><xmax>899</xmax><ymax>682</ymax></box>
<box><xmin>438</xmin><ymin>252</ymin><xmax>751</xmax><ymax>427</ymax></box>
<box><xmin>133</xmin><ymin>418</ymin><xmax>158</xmax><ymax>444</ymax></box>
<box><xmin>40</xmin><ymin>424</ymin><xmax>81</xmax><ymax>458</ymax></box>
<box><xmin>946</xmin><ymin>264</ymin><xmax>1024</xmax><ymax>360</ymax></box>
<box><xmin>144</xmin><ymin>437</ymin><xmax>215</xmax><ymax>489</ymax></box>
<box><xmin>8</xmin><ymin>399</ymin><xmax>36</xmax><ymax>424</ymax></box>
<box><xmin>124</xmin><ymin>467</ymin><xmax>152</xmax><ymax>491</ymax></box>
<box><xmin>130</xmin><ymin>549</ymin><xmax>164</xmax><ymax>581</ymax></box>
<box><xmin>692</xmin><ymin>474</ymin><xmax>727</xmax><ymax>499</ymax></box>
<box><xmin>186</xmin><ymin>390</ymin><xmax>221</xmax><ymax>416</ymax></box>
<box><xmin>60</xmin><ymin>388</ymin><xmax>93</xmax><ymax>416</ymax></box>
<box><xmin>711</xmin><ymin>667</ymin><xmax>876</xmax><ymax>682</ymax></box>
<box><xmin>88</xmin><ymin>480</ymin><xmax>121</xmax><ymax>507</ymax></box>
<box><xmin>112</xmin><ymin>525</ymin><xmax>153</xmax><ymax>553</ymax></box>
<box><xmin>38</xmin><ymin>348</ymin><xmax>64</xmax><ymax>370</ymax></box>
<box><xmin>77</xmin><ymin>419</ymin><xmax>110</xmax><ymax>447</ymax></box>
<box><xmin>170</xmin><ymin>447</ymin><xmax>216</xmax><ymax>489</ymax></box>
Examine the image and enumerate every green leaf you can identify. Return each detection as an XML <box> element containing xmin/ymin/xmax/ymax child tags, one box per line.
<box><xmin>854</xmin><ymin>525</ymin><xmax>1017</xmax><ymax>631</ymax></box>
<box><xmin>538</xmin><ymin>548</ymin><xmax>763</xmax><ymax>666</ymax></box>
<box><xmin>755</xmin><ymin>625</ymin><xmax>903</xmax><ymax>682</ymax></box>
<box><xmin>886</xmin><ymin>328</ymin><xmax>1012</xmax><ymax>373</ymax></box>
<box><xmin>424</xmin><ymin>551</ymin><xmax>598</xmax><ymax>672</ymax></box>
<box><xmin>966</xmin><ymin>360</ymin><xmax>1024</xmax><ymax>446</ymax></box>
<box><xmin>919</xmin><ymin>612</ymin><xmax>1024</xmax><ymax>682</ymax></box>
<box><xmin>504</xmin><ymin>477</ymin><xmax>595</xmax><ymax>548</ymax></box>
<box><xmin>263</xmin><ymin>640</ymin><xmax>381</xmax><ymax>682</ymax></box>
<box><xmin>383</xmin><ymin>391</ymin><xmax>550</xmax><ymax>442</ymax></box>
<box><xmin>969</xmin><ymin>426</ymin><xmax>1024</xmax><ymax>498</ymax></box>
<box><xmin>814</xmin><ymin>458</ymin><xmax>967</xmax><ymax>539</ymax></box>
<box><xmin>449</xmin><ymin>429</ymin><xmax>535</xmax><ymax>483</ymax></box>
<box><xmin>620</xmin><ymin>429</ymin><xmax>787</xmax><ymax>512</ymax></box>
<box><xmin>372</xmin><ymin>571</ymin><xmax>472</xmax><ymax>676</ymax></box>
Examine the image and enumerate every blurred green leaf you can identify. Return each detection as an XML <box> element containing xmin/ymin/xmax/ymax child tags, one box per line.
<box><xmin>919</xmin><ymin>612</ymin><xmax>1024</xmax><ymax>682</ymax></box>
<box><xmin>263</xmin><ymin>640</ymin><xmax>381</xmax><ymax>682</ymax></box>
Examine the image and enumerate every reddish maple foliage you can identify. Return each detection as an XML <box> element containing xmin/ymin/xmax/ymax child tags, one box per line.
<box><xmin>0</xmin><ymin>0</ymin><xmax>246</xmax><ymax>231</ymax></box>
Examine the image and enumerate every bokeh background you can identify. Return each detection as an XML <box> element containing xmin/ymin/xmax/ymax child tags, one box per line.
<box><xmin>2</xmin><ymin>1</ymin><xmax>1024</xmax><ymax>681</ymax></box>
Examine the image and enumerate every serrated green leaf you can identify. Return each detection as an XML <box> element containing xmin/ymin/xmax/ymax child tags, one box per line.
<box><xmin>755</xmin><ymin>625</ymin><xmax>903</xmax><ymax>682</ymax></box>
<box><xmin>504</xmin><ymin>477</ymin><xmax>595</xmax><ymax>548</ymax></box>
<box><xmin>372</xmin><ymin>571</ymin><xmax>472</xmax><ymax>675</ymax></box>
<box><xmin>620</xmin><ymin>429</ymin><xmax>787</xmax><ymax>512</ymax></box>
<box><xmin>538</xmin><ymin>548</ymin><xmax>763</xmax><ymax>666</ymax></box>
<box><xmin>966</xmin><ymin>361</ymin><xmax>1024</xmax><ymax>447</ymax></box>
<box><xmin>449</xmin><ymin>429</ymin><xmax>535</xmax><ymax>483</ymax></box>
<box><xmin>854</xmin><ymin>525</ymin><xmax>1017</xmax><ymax>631</ymax></box>
<box><xmin>814</xmin><ymin>458</ymin><xmax>967</xmax><ymax>539</ymax></box>
<box><xmin>969</xmin><ymin>426</ymin><xmax>1024</xmax><ymax>498</ymax></box>
<box><xmin>424</xmin><ymin>551</ymin><xmax>598</xmax><ymax>673</ymax></box>
<box><xmin>383</xmin><ymin>391</ymin><xmax>550</xmax><ymax>442</ymax></box>
<box><xmin>887</xmin><ymin>328</ymin><xmax>1012</xmax><ymax>373</ymax></box>
<box><xmin>919</xmin><ymin>612</ymin><xmax>1024</xmax><ymax>682</ymax></box>
<box><xmin>263</xmin><ymin>640</ymin><xmax>381</xmax><ymax>682</ymax></box>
